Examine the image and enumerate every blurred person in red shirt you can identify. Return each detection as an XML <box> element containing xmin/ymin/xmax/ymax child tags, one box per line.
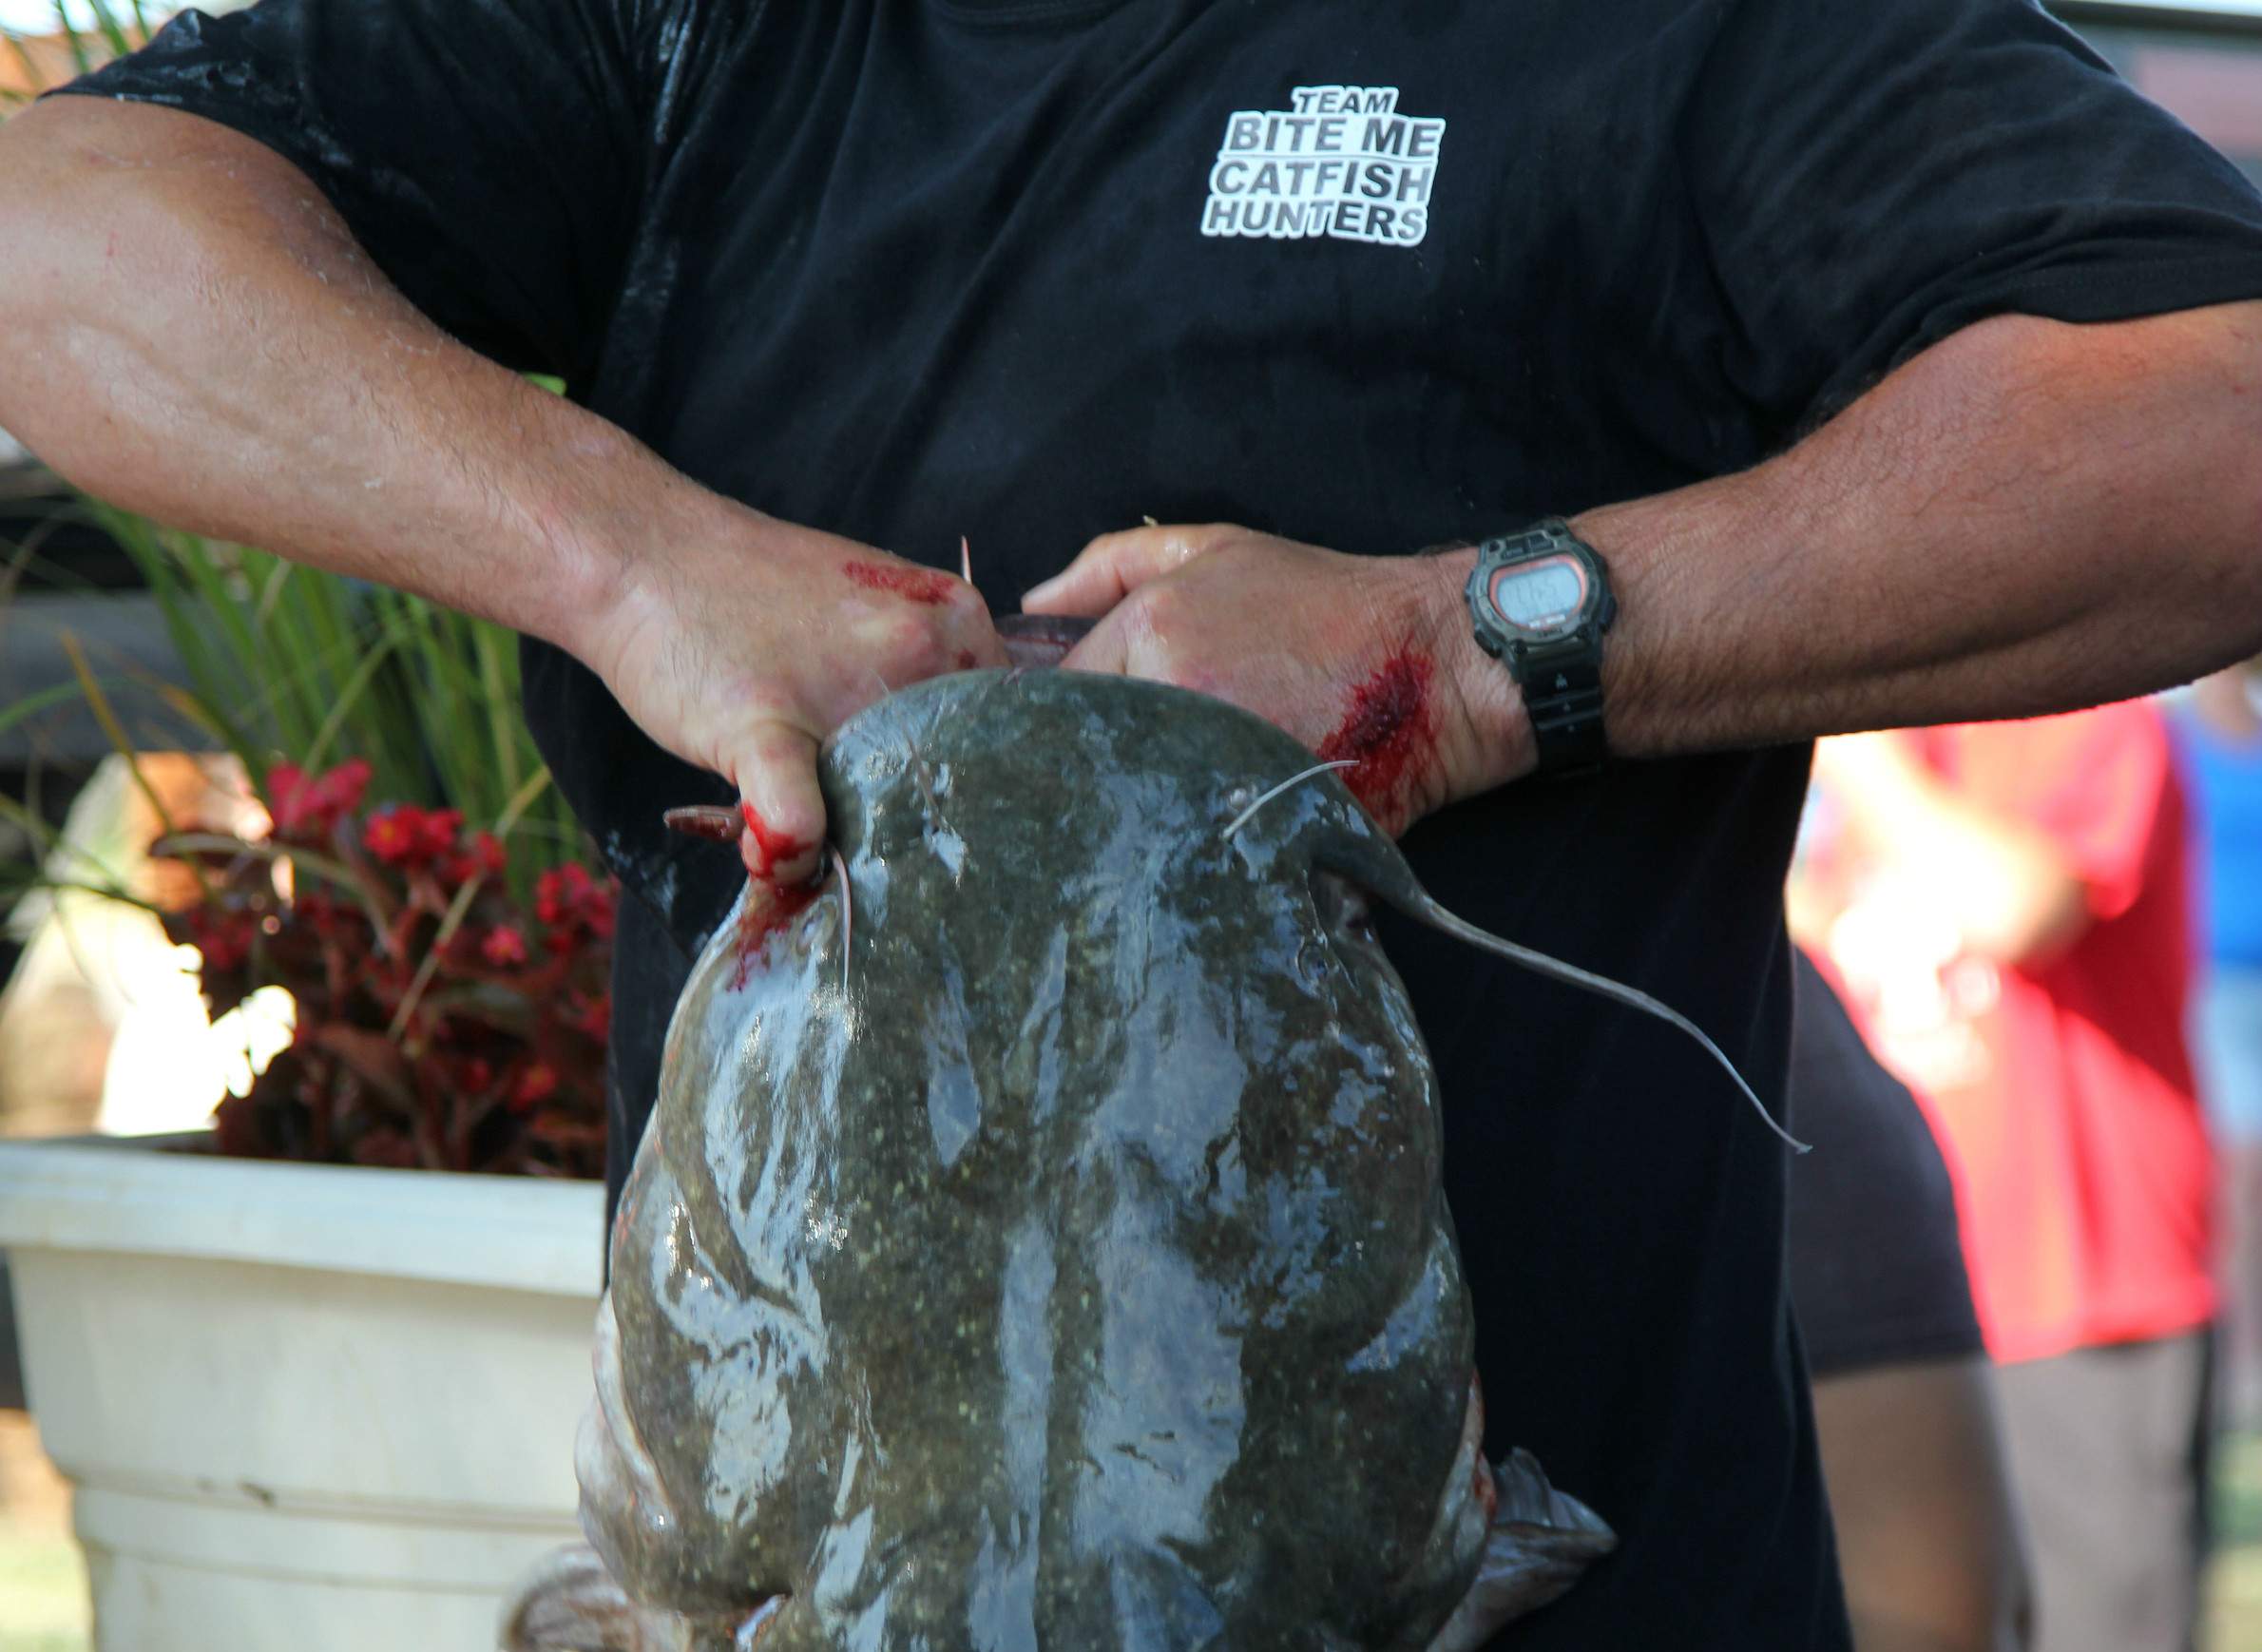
<box><xmin>1798</xmin><ymin>703</ymin><xmax>2212</xmax><ymax>1652</ymax></box>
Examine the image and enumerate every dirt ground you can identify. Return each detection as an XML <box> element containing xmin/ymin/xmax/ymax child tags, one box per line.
<box><xmin>0</xmin><ymin>1410</ymin><xmax>86</xmax><ymax>1652</ymax></box>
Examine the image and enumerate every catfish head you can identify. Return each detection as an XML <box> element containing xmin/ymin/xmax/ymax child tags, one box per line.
<box><xmin>508</xmin><ymin>669</ymin><xmax>1667</xmax><ymax>1651</ymax></box>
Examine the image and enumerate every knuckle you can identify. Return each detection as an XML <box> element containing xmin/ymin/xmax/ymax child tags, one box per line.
<box><xmin>939</xmin><ymin>581</ymin><xmax>992</xmax><ymax>630</ymax></box>
<box><xmin>1119</xmin><ymin>598</ymin><xmax>1186</xmax><ymax>682</ymax></box>
<box><xmin>749</xmin><ymin>724</ymin><xmax>812</xmax><ymax>768</ymax></box>
<box><xmin>1128</xmin><ymin>580</ymin><xmax>1185</xmax><ymax>634</ymax></box>
<box><xmin>875</xmin><ymin>611</ymin><xmax>970</xmax><ymax>679</ymax></box>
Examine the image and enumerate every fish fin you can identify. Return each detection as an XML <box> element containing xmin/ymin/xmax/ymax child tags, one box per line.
<box><xmin>1424</xmin><ymin>1451</ymin><xmax>1617</xmax><ymax>1652</ymax></box>
<box><xmin>499</xmin><ymin>1544</ymin><xmax>695</xmax><ymax>1652</ymax></box>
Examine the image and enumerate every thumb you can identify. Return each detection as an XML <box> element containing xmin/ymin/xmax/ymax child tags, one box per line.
<box><xmin>725</xmin><ymin>720</ymin><xmax>826</xmax><ymax>887</ymax></box>
<box><xmin>1022</xmin><ymin>523</ymin><xmax>1231</xmax><ymax>617</ymax></box>
<box><xmin>1057</xmin><ymin>614</ymin><xmax>1130</xmax><ymax>678</ymax></box>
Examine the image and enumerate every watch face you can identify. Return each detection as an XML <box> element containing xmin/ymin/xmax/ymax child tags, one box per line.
<box><xmin>1487</xmin><ymin>553</ymin><xmax>1588</xmax><ymax>637</ymax></box>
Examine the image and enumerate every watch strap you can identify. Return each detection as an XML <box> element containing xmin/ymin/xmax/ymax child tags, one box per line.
<box><xmin>1519</xmin><ymin>636</ymin><xmax>1609</xmax><ymax>773</ymax></box>
<box><xmin>1465</xmin><ymin>521</ymin><xmax>1615</xmax><ymax>778</ymax></box>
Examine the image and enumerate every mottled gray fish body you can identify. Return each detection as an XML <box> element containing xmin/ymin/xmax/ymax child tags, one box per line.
<box><xmin>509</xmin><ymin>671</ymin><xmax>1612</xmax><ymax>1652</ymax></box>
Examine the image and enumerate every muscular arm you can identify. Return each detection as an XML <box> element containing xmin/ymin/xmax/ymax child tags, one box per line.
<box><xmin>1031</xmin><ymin>302</ymin><xmax>2262</xmax><ymax>829</ymax></box>
<box><xmin>0</xmin><ymin>98</ymin><xmax>1002</xmax><ymax>879</ymax></box>
<box><xmin>0</xmin><ymin>98</ymin><xmax>646</xmax><ymax>646</ymax></box>
<box><xmin>1582</xmin><ymin>299</ymin><xmax>2262</xmax><ymax>758</ymax></box>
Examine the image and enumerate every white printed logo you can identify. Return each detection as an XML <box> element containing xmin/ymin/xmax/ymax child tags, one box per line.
<box><xmin>1202</xmin><ymin>85</ymin><xmax>1446</xmax><ymax>248</ymax></box>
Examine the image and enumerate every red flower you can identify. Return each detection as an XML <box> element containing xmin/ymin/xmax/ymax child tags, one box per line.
<box><xmin>362</xmin><ymin>804</ymin><xmax>425</xmax><ymax>865</ymax></box>
<box><xmin>266</xmin><ymin>759</ymin><xmax>372</xmax><ymax>838</ymax></box>
<box><xmin>365</xmin><ymin>802</ymin><xmax>468</xmax><ymax>870</ymax></box>
<box><xmin>265</xmin><ymin>762</ymin><xmax>308</xmax><ymax>825</ymax></box>
<box><xmin>535</xmin><ymin>864</ymin><xmax>591</xmax><ymax>925</ymax></box>
<box><xmin>535</xmin><ymin>862</ymin><xmax>616</xmax><ymax>941</ymax></box>
<box><xmin>360</xmin><ymin>803</ymin><xmax>463</xmax><ymax>868</ymax></box>
<box><xmin>439</xmin><ymin>830</ymin><xmax>509</xmax><ymax>887</ymax></box>
<box><xmin>480</xmin><ymin>925</ymin><xmax>528</xmax><ymax>967</ymax></box>
<box><xmin>417</xmin><ymin>808</ymin><xmax>463</xmax><ymax>858</ymax></box>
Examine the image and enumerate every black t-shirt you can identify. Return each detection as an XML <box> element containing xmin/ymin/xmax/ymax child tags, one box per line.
<box><xmin>1785</xmin><ymin>950</ymin><xmax>1984</xmax><ymax>1379</ymax></box>
<box><xmin>65</xmin><ymin>1</ymin><xmax>2262</xmax><ymax>1644</ymax></box>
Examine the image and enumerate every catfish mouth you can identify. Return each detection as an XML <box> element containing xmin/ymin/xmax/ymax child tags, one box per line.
<box><xmin>995</xmin><ymin>611</ymin><xmax>1096</xmax><ymax>669</ymax></box>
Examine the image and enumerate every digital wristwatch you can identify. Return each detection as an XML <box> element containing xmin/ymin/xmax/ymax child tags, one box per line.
<box><xmin>1463</xmin><ymin>519</ymin><xmax>1618</xmax><ymax>776</ymax></box>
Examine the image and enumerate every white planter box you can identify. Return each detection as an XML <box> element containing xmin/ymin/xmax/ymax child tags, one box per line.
<box><xmin>0</xmin><ymin>1134</ymin><xmax>604</xmax><ymax>1651</ymax></box>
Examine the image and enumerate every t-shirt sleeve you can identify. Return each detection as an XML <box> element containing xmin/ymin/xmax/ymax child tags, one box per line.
<box><xmin>1684</xmin><ymin>0</ymin><xmax>2262</xmax><ymax>428</ymax></box>
<box><xmin>51</xmin><ymin>0</ymin><xmax>664</xmax><ymax>382</ymax></box>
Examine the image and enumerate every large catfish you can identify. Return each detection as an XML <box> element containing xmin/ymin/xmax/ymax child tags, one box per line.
<box><xmin>508</xmin><ymin>668</ymin><xmax>1784</xmax><ymax>1651</ymax></box>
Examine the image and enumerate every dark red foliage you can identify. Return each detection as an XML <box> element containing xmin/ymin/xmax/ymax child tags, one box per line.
<box><xmin>161</xmin><ymin>759</ymin><xmax>613</xmax><ymax>1179</ymax></box>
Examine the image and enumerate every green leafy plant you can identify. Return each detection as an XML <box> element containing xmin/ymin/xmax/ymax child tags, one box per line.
<box><xmin>89</xmin><ymin>506</ymin><xmax>585</xmax><ymax>906</ymax></box>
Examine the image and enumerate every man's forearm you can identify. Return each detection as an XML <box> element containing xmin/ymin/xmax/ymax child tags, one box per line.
<box><xmin>0</xmin><ymin>98</ymin><xmax>710</xmax><ymax>657</ymax></box>
<box><xmin>1446</xmin><ymin>301</ymin><xmax>2262</xmax><ymax>771</ymax></box>
<box><xmin>1</xmin><ymin>99</ymin><xmax>1010</xmax><ymax>868</ymax></box>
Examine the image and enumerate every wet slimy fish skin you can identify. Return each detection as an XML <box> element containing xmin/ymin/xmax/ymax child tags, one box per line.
<box><xmin>508</xmin><ymin>670</ymin><xmax>1614</xmax><ymax>1652</ymax></box>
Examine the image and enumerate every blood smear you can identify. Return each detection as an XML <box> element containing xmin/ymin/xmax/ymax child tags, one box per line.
<box><xmin>1317</xmin><ymin>653</ymin><xmax>1436</xmax><ymax>823</ymax></box>
<box><xmin>728</xmin><ymin>802</ymin><xmax>819</xmax><ymax>988</ymax></box>
<box><xmin>843</xmin><ymin>560</ymin><xmax>959</xmax><ymax>606</ymax></box>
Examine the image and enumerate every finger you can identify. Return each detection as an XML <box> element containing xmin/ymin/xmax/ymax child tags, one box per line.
<box><xmin>1021</xmin><ymin>523</ymin><xmax>1235</xmax><ymax>616</ymax></box>
<box><xmin>1058</xmin><ymin>615</ymin><xmax>1130</xmax><ymax>678</ymax></box>
<box><xmin>723</xmin><ymin>720</ymin><xmax>826</xmax><ymax>887</ymax></box>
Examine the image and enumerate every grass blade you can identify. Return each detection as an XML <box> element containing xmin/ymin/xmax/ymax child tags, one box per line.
<box><xmin>60</xmin><ymin>631</ymin><xmax>177</xmax><ymax>838</ymax></box>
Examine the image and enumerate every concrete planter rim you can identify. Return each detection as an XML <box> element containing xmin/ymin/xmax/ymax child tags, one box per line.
<box><xmin>0</xmin><ymin>1132</ymin><xmax>604</xmax><ymax>1297</ymax></box>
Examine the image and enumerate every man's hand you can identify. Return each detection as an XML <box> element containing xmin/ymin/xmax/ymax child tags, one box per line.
<box><xmin>581</xmin><ymin>513</ymin><xmax>1006</xmax><ymax>887</ymax></box>
<box><xmin>1022</xmin><ymin>523</ymin><xmax>1527</xmax><ymax>835</ymax></box>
